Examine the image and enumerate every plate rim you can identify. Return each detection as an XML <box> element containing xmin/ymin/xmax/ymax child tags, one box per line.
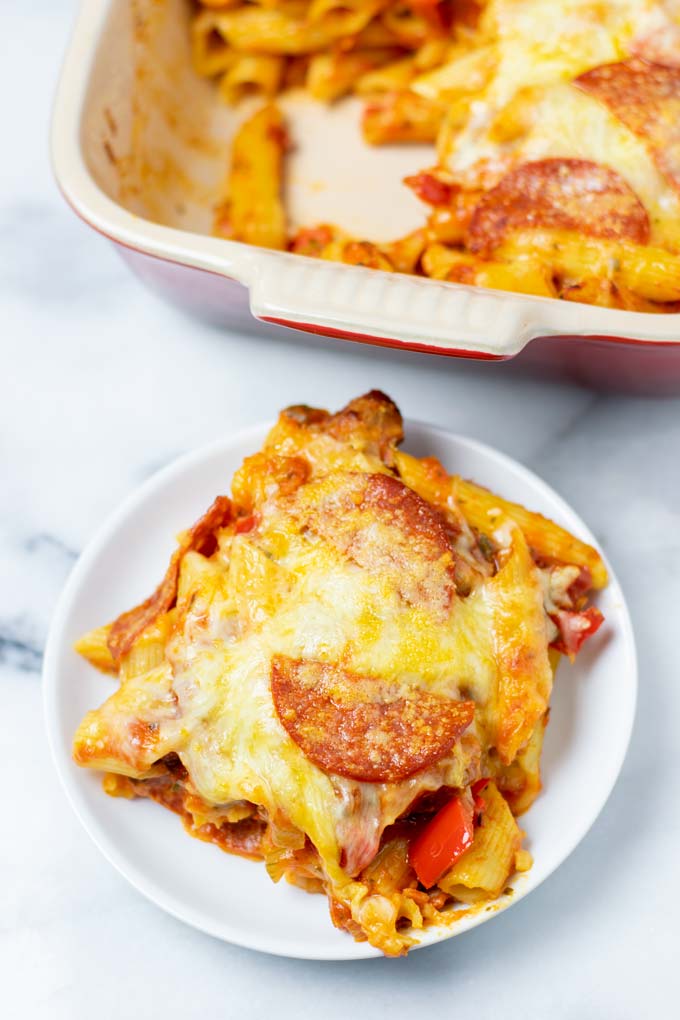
<box><xmin>43</xmin><ymin>420</ymin><xmax>638</xmax><ymax>960</ymax></box>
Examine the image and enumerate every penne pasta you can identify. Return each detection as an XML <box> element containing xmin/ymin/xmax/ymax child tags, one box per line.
<box><xmin>191</xmin><ymin>10</ymin><xmax>238</xmax><ymax>77</ymax></box>
<box><xmin>483</xmin><ymin>518</ymin><xmax>554</xmax><ymax>765</ymax></box>
<box><xmin>218</xmin><ymin>54</ymin><xmax>285</xmax><ymax>103</ymax></box>
<box><xmin>74</xmin><ymin>625</ymin><xmax>117</xmax><ymax>676</ymax></box>
<box><xmin>307</xmin><ymin>48</ymin><xmax>403</xmax><ymax>102</ymax></box>
<box><xmin>362</xmin><ymin>90</ymin><xmax>445</xmax><ymax>144</ymax></box>
<box><xmin>393</xmin><ymin>449</ymin><xmax>608</xmax><ymax>588</ymax></box>
<box><xmin>496</xmin><ymin>230</ymin><xmax>680</xmax><ymax>304</ymax></box>
<box><xmin>438</xmin><ymin>783</ymin><xmax>522</xmax><ymax>901</ymax></box>
<box><xmin>355</xmin><ymin>54</ymin><xmax>419</xmax><ymax>95</ymax></box>
<box><xmin>208</xmin><ymin>7</ymin><xmax>383</xmax><ymax>56</ymax></box>
<box><xmin>379</xmin><ymin>228</ymin><xmax>427</xmax><ymax>273</ymax></box>
<box><xmin>421</xmin><ymin>243</ymin><xmax>556</xmax><ymax>296</ymax></box>
<box><xmin>322</xmin><ymin>239</ymin><xmax>395</xmax><ymax>270</ymax></box>
<box><xmin>453</xmin><ymin>474</ymin><xmax>609</xmax><ymax>589</ymax></box>
<box><xmin>411</xmin><ymin>44</ymin><xmax>495</xmax><ymax>101</ymax></box>
<box><xmin>215</xmin><ymin>104</ymin><xmax>287</xmax><ymax>250</ymax></box>
<box><xmin>118</xmin><ymin>610</ymin><xmax>176</xmax><ymax>683</ymax></box>
<box><xmin>494</xmin><ymin>711</ymin><xmax>548</xmax><ymax>816</ymax></box>
<box><xmin>381</xmin><ymin>4</ymin><xmax>444</xmax><ymax>48</ymax></box>
<box><xmin>307</xmin><ymin>0</ymin><xmax>387</xmax><ymax>23</ymax></box>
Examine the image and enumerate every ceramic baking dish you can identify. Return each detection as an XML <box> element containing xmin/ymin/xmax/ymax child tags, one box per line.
<box><xmin>52</xmin><ymin>0</ymin><xmax>680</xmax><ymax>392</ymax></box>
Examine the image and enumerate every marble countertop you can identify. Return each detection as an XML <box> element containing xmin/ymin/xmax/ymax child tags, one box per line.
<box><xmin>3</xmin><ymin>4</ymin><xmax>679</xmax><ymax>1016</ymax></box>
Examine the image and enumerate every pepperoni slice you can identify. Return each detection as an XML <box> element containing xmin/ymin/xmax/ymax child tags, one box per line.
<box><xmin>292</xmin><ymin>471</ymin><xmax>456</xmax><ymax>615</ymax></box>
<box><xmin>575</xmin><ymin>60</ymin><xmax>680</xmax><ymax>194</ymax></box>
<box><xmin>107</xmin><ymin>495</ymin><xmax>232</xmax><ymax>663</ymax></box>
<box><xmin>466</xmin><ymin>158</ymin><xmax>650</xmax><ymax>256</ymax></box>
<box><xmin>271</xmin><ymin>656</ymin><xmax>475</xmax><ymax>783</ymax></box>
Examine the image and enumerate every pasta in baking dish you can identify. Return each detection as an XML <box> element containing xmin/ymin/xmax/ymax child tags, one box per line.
<box><xmin>191</xmin><ymin>0</ymin><xmax>680</xmax><ymax>311</ymax></box>
<box><xmin>73</xmin><ymin>392</ymin><xmax>607</xmax><ymax>955</ymax></box>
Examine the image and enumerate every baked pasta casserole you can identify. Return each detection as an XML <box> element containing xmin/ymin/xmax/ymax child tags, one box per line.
<box><xmin>73</xmin><ymin>392</ymin><xmax>607</xmax><ymax>955</ymax></box>
<box><xmin>190</xmin><ymin>0</ymin><xmax>680</xmax><ymax>311</ymax></box>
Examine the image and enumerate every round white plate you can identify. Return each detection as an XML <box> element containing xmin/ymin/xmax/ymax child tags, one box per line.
<box><xmin>43</xmin><ymin>421</ymin><xmax>637</xmax><ymax>960</ymax></box>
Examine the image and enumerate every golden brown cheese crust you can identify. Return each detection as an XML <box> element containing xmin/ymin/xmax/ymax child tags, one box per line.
<box><xmin>575</xmin><ymin>59</ymin><xmax>680</xmax><ymax>195</ymax></box>
<box><xmin>291</xmin><ymin>471</ymin><xmax>458</xmax><ymax>616</ymax></box>
<box><xmin>466</xmin><ymin>158</ymin><xmax>651</xmax><ymax>255</ymax></box>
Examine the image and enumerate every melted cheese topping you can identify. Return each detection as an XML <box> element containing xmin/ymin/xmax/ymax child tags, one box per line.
<box><xmin>168</xmin><ymin>508</ymin><xmax>491</xmax><ymax>886</ymax></box>
<box><xmin>428</xmin><ymin>0</ymin><xmax>680</xmax><ymax>246</ymax></box>
<box><xmin>73</xmin><ymin>477</ymin><xmax>552</xmax><ymax>892</ymax></box>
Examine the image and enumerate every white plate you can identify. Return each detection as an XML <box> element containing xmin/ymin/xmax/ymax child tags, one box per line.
<box><xmin>43</xmin><ymin>421</ymin><xmax>637</xmax><ymax>960</ymax></box>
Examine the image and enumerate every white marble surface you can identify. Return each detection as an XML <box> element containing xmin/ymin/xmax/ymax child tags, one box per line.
<box><xmin>2</xmin><ymin>3</ymin><xmax>680</xmax><ymax>1016</ymax></box>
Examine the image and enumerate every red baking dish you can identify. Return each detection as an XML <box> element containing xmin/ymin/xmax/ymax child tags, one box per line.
<box><xmin>52</xmin><ymin>0</ymin><xmax>680</xmax><ymax>392</ymax></box>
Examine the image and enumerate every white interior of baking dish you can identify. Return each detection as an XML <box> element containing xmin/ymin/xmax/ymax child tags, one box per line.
<box><xmin>53</xmin><ymin>0</ymin><xmax>680</xmax><ymax>353</ymax></box>
<box><xmin>83</xmin><ymin>0</ymin><xmax>430</xmax><ymax>242</ymax></box>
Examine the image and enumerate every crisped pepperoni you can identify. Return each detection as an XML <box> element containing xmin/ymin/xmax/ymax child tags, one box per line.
<box><xmin>293</xmin><ymin>471</ymin><xmax>456</xmax><ymax>614</ymax></box>
<box><xmin>271</xmin><ymin>656</ymin><xmax>475</xmax><ymax>783</ymax></box>
<box><xmin>107</xmin><ymin>495</ymin><xmax>232</xmax><ymax>663</ymax></box>
<box><xmin>466</xmin><ymin>158</ymin><xmax>650</xmax><ymax>256</ymax></box>
<box><xmin>575</xmin><ymin>60</ymin><xmax>680</xmax><ymax>194</ymax></box>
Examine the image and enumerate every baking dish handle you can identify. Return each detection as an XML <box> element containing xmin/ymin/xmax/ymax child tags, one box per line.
<box><xmin>247</xmin><ymin>252</ymin><xmax>534</xmax><ymax>358</ymax></box>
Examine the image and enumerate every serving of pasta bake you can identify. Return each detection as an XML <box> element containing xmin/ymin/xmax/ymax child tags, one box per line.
<box><xmin>72</xmin><ymin>392</ymin><xmax>607</xmax><ymax>955</ymax></box>
<box><xmin>185</xmin><ymin>0</ymin><xmax>680</xmax><ymax>312</ymax></box>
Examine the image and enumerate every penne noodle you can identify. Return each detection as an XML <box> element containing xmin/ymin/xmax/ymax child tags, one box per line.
<box><xmin>496</xmin><ymin>230</ymin><xmax>680</xmax><ymax>304</ymax></box>
<box><xmin>350</xmin><ymin>20</ymin><xmax>405</xmax><ymax>49</ymax></box>
<box><xmin>482</xmin><ymin>518</ymin><xmax>554</xmax><ymax>765</ymax></box>
<box><xmin>218</xmin><ymin>54</ymin><xmax>285</xmax><ymax>103</ymax></box>
<box><xmin>411</xmin><ymin>44</ymin><xmax>495</xmax><ymax>101</ymax></box>
<box><xmin>394</xmin><ymin>449</ymin><xmax>608</xmax><ymax>588</ymax></box>
<box><xmin>307</xmin><ymin>0</ymin><xmax>387</xmax><ymax>23</ymax></box>
<box><xmin>74</xmin><ymin>625</ymin><xmax>117</xmax><ymax>676</ymax></box>
<box><xmin>307</xmin><ymin>48</ymin><xmax>403</xmax><ymax>102</ymax></box>
<box><xmin>453</xmin><ymin>474</ymin><xmax>609</xmax><ymax>589</ymax></box>
<box><xmin>216</xmin><ymin>104</ymin><xmax>288</xmax><ymax>250</ymax></box>
<box><xmin>208</xmin><ymin>7</ymin><xmax>383</xmax><ymax>56</ymax></box>
<box><xmin>421</xmin><ymin>243</ymin><xmax>555</xmax><ymax>296</ymax></box>
<box><xmin>494</xmin><ymin>712</ymin><xmax>548</xmax><ymax>816</ymax></box>
<box><xmin>379</xmin><ymin>228</ymin><xmax>427</xmax><ymax>273</ymax></box>
<box><xmin>421</xmin><ymin>242</ymin><xmax>473</xmax><ymax>280</ymax></box>
<box><xmin>362</xmin><ymin>89</ymin><xmax>444</xmax><ymax>144</ymax></box>
<box><xmin>118</xmin><ymin>611</ymin><xmax>176</xmax><ymax>683</ymax></box>
<box><xmin>191</xmin><ymin>10</ymin><xmax>238</xmax><ymax>77</ymax></box>
<box><xmin>438</xmin><ymin>783</ymin><xmax>522</xmax><ymax>901</ymax></box>
<box><xmin>323</xmin><ymin>239</ymin><xmax>395</xmax><ymax>270</ymax></box>
<box><xmin>355</xmin><ymin>55</ymin><xmax>418</xmax><ymax>95</ymax></box>
<box><xmin>381</xmin><ymin>4</ymin><xmax>442</xmax><ymax>48</ymax></box>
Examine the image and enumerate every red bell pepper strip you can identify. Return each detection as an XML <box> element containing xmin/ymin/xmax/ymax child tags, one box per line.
<box><xmin>409</xmin><ymin>795</ymin><xmax>475</xmax><ymax>889</ymax></box>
